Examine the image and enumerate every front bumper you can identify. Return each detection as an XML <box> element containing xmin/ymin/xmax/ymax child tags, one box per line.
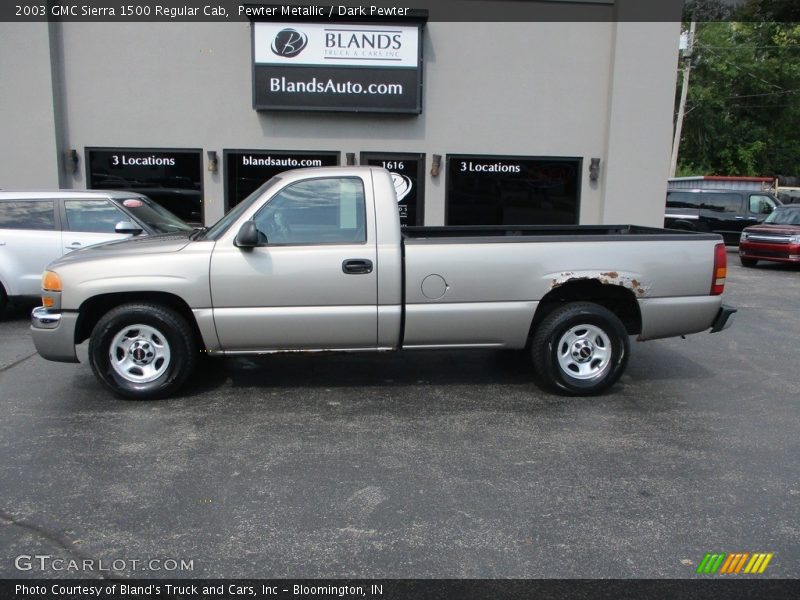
<box><xmin>740</xmin><ymin>241</ymin><xmax>800</xmax><ymax>263</ymax></box>
<box><xmin>709</xmin><ymin>303</ymin><xmax>737</xmax><ymax>333</ymax></box>
<box><xmin>30</xmin><ymin>307</ymin><xmax>79</xmax><ymax>363</ymax></box>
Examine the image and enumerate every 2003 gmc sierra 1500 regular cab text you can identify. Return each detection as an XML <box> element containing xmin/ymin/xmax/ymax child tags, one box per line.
<box><xmin>30</xmin><ymin>167</ymin><xmax>736</xmax><ymax>399</ymax></box>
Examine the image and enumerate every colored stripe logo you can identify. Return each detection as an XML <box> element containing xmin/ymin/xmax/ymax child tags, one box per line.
<box><xmin>696</xmin><ymin>552</ymin><xmax>773</xmax><ymax>574</ymax></box>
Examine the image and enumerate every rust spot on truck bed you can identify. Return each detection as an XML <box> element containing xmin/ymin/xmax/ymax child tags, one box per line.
<box><xmin>549</xmin><ymin>271</ymin><xmax>650</xmax><ymax>297</ymax></box>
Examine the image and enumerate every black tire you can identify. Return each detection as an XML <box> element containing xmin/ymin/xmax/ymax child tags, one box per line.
<box><xmin>740</xmin><ymin>257</ymin><xmax>758</xmax><ymax>268</ymax></box>
<box><xmin>88</xmin><ymin>303</ymin><xmax>197</xmax><ymax>400</ymax></box>
<box><xmin>531</xmin><ymin>302</ymin><xmax>629</xmax><ymax>396</ymax></box>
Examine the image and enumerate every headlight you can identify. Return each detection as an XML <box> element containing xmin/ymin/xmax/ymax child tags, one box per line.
<box><xmin>42</xmin><ymin>270</ymin><xmax>62</xmax><ymax>292</ymax></box>
<box><xmin>41</xmin><ymin>271</ymin><xmax>62</xmax><ymax>310</ymax></box>
<box><xmin>740</xmin><ymin>232</ymin><xmax>749</xmax><ymax>242</ymax></box>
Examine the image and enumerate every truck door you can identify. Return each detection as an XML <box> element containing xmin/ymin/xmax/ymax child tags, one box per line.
<box><xmin>209</xmin><ymin>175</ymin><xmax>378</xmax><ymax>351</ymax></box>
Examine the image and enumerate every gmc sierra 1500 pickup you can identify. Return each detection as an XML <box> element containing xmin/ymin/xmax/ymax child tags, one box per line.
<box><xmin>31</xmin><ymin>167</ymin><xmax>736</xmax><ymax>399</ymax></box>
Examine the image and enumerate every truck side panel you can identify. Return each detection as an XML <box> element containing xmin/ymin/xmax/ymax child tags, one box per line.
<box><xmin>402</xmin><ymin>238</ymin><xmax>721</xmax><ymax>347</ymax></box>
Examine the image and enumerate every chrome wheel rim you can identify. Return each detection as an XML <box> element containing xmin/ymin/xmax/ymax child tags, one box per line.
<box><xmin>556</xmin><ymin>324</ymin><xmax>611</xmax><ymax>381</ymax></box>
<box><xmin>109</xmin><ymin>324</ymin><xmax>171</xmax><ymax>384</ymax></box>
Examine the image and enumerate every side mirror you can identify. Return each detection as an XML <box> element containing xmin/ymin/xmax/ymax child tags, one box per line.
<box><xmin>234</xmin><ymin>221</ymin><xmax>260</xmax><ymax>249</ymax></box>
<box><xmin>115</xmin><ymin>220</ymin><xmax>143</xmax><ymax>235</ymax></box>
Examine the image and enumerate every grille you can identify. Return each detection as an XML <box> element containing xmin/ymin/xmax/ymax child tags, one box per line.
<box><xmin>746</xmin><ymin>234</ymin><xmax>792</xmax><ymax>244</ymax></box>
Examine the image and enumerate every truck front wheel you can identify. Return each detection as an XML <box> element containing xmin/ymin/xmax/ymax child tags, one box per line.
<box><xmin>88</xmin><ymin>303</ymin><xmax>197</xmax><ymax>400</ymax></box>
<box><xmin>531</xmin><ymin>302</ymin><xmax>629</xmax><ymax>396</ymax></box>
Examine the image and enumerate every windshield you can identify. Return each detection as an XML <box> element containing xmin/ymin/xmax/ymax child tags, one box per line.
<box><xmin>120</xmin><ymin>196</ymin><xmax>193</xmax><ymax>234</ymax></box>
<box><xmin>204</xmin><ymin>177</ymin><xmax>282</xmax><ymax>241</ymax></box>
<box><xmin>764</xmin><ymin>207</ymin><xmax>800</xmax><ymax>225</ymax></box>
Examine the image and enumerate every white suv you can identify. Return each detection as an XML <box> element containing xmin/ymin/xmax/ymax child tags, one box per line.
<box><xmin>0</xmin><ymin>190</ymin><xmax>192</xmax><ymax>316</ymax></box>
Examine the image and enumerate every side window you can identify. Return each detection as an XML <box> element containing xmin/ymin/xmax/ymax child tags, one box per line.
<box><xmin>0</xmin><ymin>200</ymin><xmax>55</xmax><ymax>230</ymax></box>
<box><xmin>666</xmin><ymin>192</ymin><xmax>701</xmax><ymax>209</ymax></box>
<box><xmin>64</xmin><ymin>199</ymin><xmax>127</xmax><ymax>233</ymax></box>
<box><xmin>701</xmin><ymin>193</ymin><xmax>740</xmax><ymax>213</ymax></box>
<box><xmin>253</xmin><ymin>178</ymin><xmax>366</xmax><ymax>245</ymax></box>
<box><xmin>749</xmin><ymin>194</ymin><xmax>777</xmax><ymax>215</ymax></box>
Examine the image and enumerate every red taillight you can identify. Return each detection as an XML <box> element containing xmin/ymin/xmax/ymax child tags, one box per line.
<box><xmin>711</xmin><ymin>243</ymin><xmax>727</xmax><ymax>295</ymax></box>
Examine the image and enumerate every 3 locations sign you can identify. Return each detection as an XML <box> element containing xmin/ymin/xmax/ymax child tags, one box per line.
<box><xmin>86</xmin><ymin>147</ymin><xmax>203</xmax><ymax>225</ymax></box>
<box><xmin>225</xmin><ymin>150</ymin><xmax>340</xmax><ymax>208</ymax></box>
<box><xmin>446</xmin><ymin>155</ymin><xmax>582</xmax><ymax>226</ymax></box>
<box><xmin>252</xmin><ymin>22</ymin><xmax>423</xmax><ymax>113</ymax></box>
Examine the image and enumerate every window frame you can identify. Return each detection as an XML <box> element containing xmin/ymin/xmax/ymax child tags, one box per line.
<box><xmin>0</xmin><ymin>198</ymin><xmax>58</xmax><ymax>231</ymax></box>
<box><xmin>748</xmin><ymin>193</ymin><xmax>778</xmax><ymax>216</ymax></box>
<box><xmin>62</xmin><ymin>198</ymin><xmax>129</xmax><ymax>234</ymax></box>
<box><xmin>250</xmin><ymin>176</ymin><xmax>369</xmax><ymax>247</ymax></box>
<box><xmin>699</xmin><ymin>192</ymin><xmax>742</xmax><ymax>214</ymax></box>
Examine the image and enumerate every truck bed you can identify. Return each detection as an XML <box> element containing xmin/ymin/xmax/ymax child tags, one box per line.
<box><xmin>403</xmin><ymin>224</ymin><xmax>722</xmax><ymax>242</ymax></box>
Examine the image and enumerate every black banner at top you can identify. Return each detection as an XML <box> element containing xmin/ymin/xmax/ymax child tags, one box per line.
<box><xmin>3</xmin><ymin>0</ymin><xmax>691</xmax><ymax>23</ymax></box>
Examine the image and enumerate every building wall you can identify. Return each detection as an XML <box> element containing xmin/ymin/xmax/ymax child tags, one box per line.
<box><xmin>0</xmin><ymin>22</ymin><xmax>61</xmax><ymax>188</ymax></box>
<box><xmin>0</xmin><ymin>18</ymin><xmax>680</xmax><ymax>226</ymax></box>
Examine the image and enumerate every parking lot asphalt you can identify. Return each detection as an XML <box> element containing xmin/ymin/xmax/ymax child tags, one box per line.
<box><xmin>1</xmin><ymin>250</ymin><xmax>798</xmax><ymax>579</ymax></box>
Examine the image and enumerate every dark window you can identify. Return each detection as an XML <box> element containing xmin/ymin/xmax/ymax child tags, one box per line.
<box><xmin>446</xmin><ymin>155</ymin><xmax>581</xmax><ymax>225</ymax></box>
<box><xmin>666</xmin><ymin>191</ymin><xmax>702</xmax><ymax>209</ymax></box>
<box><xmin>0</xmin><ymin>200</ymin><xmax>55</xmax><ymax>230</ymax></box>
<box><xmin>253</xmin><ymin>177</ymin><xmax>366</xmax><ymax>245</ymax></box>
<box><xmin>700</xmin><ymin>193</ymin><xmax>741</xmax><ymax>213</ymax></box>
<box><xmin>224</xmin><ymin>150</ymin><xmax>339</xmax><ymax>210</ymax></box>
<box><xmin>64</xmin><ymin>200</ymin><xmax>127</xmax><ymax>233</ymax></box>
<box><xmin>86</xmin><ymin>148</ymin><xmax>203</xmax><ymax>225</ymax></box>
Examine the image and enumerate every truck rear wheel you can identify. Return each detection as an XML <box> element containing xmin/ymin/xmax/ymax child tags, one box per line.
<box><xmin>0</xmin><ymin>283</ymin><xmax>7</xmax><ymax>319</ymax></box>
<box><xmin>88</xmin><ymin>303</ymin><xmax>197</xmax><ymax>400</ymax></box>
<box><xmin>531</xmin><ymin>302</ymin><xmax>629</xmax><ymax>396</ymax></box>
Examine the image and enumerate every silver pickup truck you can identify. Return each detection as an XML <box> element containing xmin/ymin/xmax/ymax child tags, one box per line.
<box><xmin>31</xmin><ymin>167</ymin><xmax>736</xmax><ymax>400</ymax></box>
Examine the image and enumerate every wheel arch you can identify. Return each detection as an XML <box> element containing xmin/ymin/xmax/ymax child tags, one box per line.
<box><xmin>530</xmin><ymin>279</ymin><xmax>642</xmax><ymax>339</ymax></box>
<box><xmin>76</xmin><ymin>292</ymin><xmax>206</xmax><ymax>350</ymax></box>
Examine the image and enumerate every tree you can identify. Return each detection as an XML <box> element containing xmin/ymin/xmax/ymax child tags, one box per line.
<box><xmin>675</xmin><ymin>19</ymin><xmax>800</xmax><ymax>176</ymax></box>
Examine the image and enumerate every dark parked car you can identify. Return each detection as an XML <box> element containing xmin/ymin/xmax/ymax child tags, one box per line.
<box><xmin>739</xmin><ymin>205</ymin><xmax>800</xmax><ymax>267</ymax></box>
<box><xmin>665</xmin><ymin>188</ymin><xmax>781</xmax><ymax>246</ymax></box>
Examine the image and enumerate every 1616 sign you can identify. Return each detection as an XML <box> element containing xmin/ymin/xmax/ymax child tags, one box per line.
<box><xmin>252</xmin><ymin>22</ymin><xmax>423</xmax><ymax>113</ymax></box>
<box><xmin>362</xmin><ymin>153</ymin><xmax>425</xmax><ymax>226</ymax></box>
